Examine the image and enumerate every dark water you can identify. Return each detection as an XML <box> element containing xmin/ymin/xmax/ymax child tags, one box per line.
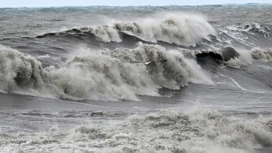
<box><xmin>0</xmin><ymin>4</ymin><xmax>272</xmax><ymax>153</ymax></box>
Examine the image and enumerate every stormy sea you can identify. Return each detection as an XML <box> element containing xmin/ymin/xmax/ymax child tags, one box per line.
<box><xmin>0</xmin><ymin>4</ymin><xmax>272</xmax><ymax>153</ymax></box>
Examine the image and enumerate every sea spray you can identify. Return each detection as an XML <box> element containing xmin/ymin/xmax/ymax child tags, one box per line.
<box><xmin>36</xmin><ymin>12</ymin><xmax>216</xmax><ymax>47</ymax></box>
<box><xmin>0</xmin><ymin>44</ymin><xmax>213</xmax><ymax>100</ymax></box>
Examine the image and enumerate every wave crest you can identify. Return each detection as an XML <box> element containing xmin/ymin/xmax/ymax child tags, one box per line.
<box><xmin>251</xmin><ymin>48</ymin><xmax>272</xmax><ymax>62</ymax></box>
<box><xmin>0</xmin><ymin>44</ymin><xmax>212</xmax><ymax>100</ymax></box>
<box><xmin>36</xmin><ymin>13</ymin><xmax>216</xmax><ymax>47</ymax></box>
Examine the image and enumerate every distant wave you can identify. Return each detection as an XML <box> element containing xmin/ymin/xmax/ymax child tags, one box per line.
<box><xmin>217</xmin><ymin>22</ymin><xmax>272</xmax><ymax>48</ymax></box>
<box><xmin>35</xmin><ymin>13</ymin><xmax>216</xmax><ymax>47</ymax></box>
<box><xmin>32</xmin><ymin>21</ymin><xmax>272</xmax><ymax>52</ymax></box>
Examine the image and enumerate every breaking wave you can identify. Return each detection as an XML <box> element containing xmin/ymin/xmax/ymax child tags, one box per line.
<box><xmin>226</xmin><ymin>48</ymin><xmax>272</xmax><ymax>68</ymax></box>
<box><xmin>1</xmin><ymin>41</ymin><xmax>270</xmax><ymax>101</ymax></box>
<box><xmin>196</xmin><ymin>47</ymin><xmax>240</xmax><ymax>64</ymax></box>
<box><xmin>31</xmin><ymin>20</ymin><xmax>272</xmax><ymax>53</ymax></box>
<box><xmin>1</xmin><ymin>11</ymin><xmax>272</xmax><ymax>101</ymax></box>
<box><xmin>36</xmin><ymin>13</ymin><xmax>216</xmax><ymax>47</ymax></box>
<box><xmin>251</xmin><ymin>48</ymin><xmax>272</xmax><ymax>62</ymax></box>
<box><xmin>0</xmin><ymin>43</ymin><xmax>213</xmax><ymax>101</ymax></box>
<box><xmin>195</xmin><ymin>47</ymin><xmax>272</xmax><ymax>69</ymax></box>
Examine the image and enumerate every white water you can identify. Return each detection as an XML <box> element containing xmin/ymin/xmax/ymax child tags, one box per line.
<box><xmin>48</xmin><ymin>12</ymin><xmax>216</xmax><ymax>47</ymax></box>
<box><xmin>0</xmin><ymin>44</ymin><xmax>213</xmax><ymax>101</ymax></box>
<box><xmin>1</xmin><ymin>6</ymin><xmax>272</xmax><ymax>153</ymax></box>
<box><xmin>1</xmin><ymin>108</ymin><xmax>271</xmax><ymax>153</ymax></box>
<box><xmin>226</xmin><ymin>48</ymin><xmax>253</xmax><ymax>68</ymax></box>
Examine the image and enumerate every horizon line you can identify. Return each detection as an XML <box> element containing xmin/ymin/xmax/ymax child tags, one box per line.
<box><xmin>0</xmin><ymin>3</ymin><xmax>271</xmax><ymax>9</ymax></box>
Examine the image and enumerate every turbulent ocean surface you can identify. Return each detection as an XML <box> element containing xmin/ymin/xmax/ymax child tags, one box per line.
<box><xmin>0</xmin><ymin>4</ymin><xmax>272</xmax><ymax>153</ymax></box>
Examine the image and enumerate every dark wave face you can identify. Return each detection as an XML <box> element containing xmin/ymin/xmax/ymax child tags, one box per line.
<box><xmin>0</xmin><ymin>5</ymin><xmax>272</xmax><ymax>153</ymax></box>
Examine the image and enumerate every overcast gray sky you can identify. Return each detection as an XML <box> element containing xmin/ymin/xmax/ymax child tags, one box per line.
<box><xmin>0</xmin><ymin>0</ymin><xmax>271</xmax><ymax>8</ymax></box>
